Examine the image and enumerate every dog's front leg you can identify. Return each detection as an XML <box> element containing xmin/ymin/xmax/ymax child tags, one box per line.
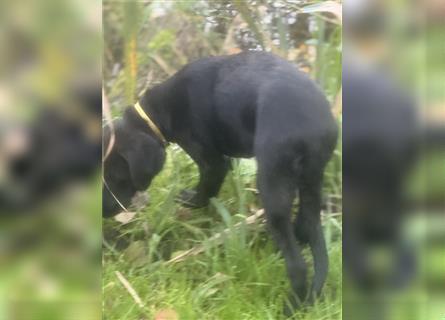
<box><xmin>176</xmin><ymin>140</ymin><xmax>230</xmax><ymax>208</ymax></box>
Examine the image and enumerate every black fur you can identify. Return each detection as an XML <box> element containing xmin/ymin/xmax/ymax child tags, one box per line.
<box><xmin>103</xmin><ymin>52</ymin><xmax>338</xmax><ymax>309</ymax></box>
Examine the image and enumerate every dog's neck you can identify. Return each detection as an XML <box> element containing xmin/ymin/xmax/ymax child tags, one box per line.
<box><xmin>124</xmin><ymin>88</ymin><xmax>171</xmax><ymax>146</ymax></box>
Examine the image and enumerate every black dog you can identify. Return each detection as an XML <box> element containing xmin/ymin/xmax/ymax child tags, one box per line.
<box><xmin>103</xmin><ymin>51</ymin><xmax>338</xmax><ymax>309</ymax></box>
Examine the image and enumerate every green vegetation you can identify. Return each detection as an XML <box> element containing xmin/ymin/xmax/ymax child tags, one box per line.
<box><xmin>103</xmin><ymin>1</ymin><xmax>342</xmax><ymax>319</ymax></box>
<box><xmin>103</xmin><ymin>149</ymin><xmax>342</xmax><ymax>320</ymax></box>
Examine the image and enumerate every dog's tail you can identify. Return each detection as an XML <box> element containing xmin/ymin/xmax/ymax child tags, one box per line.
<box><xmin>309</xmin><ymin>224</ymin><xmax>329</xmax><ymax>300</ymax></box>
<box><xmin>297</xmin><ymin>130</ymin><xmax>337</xmax><ymax>301</ymax></box>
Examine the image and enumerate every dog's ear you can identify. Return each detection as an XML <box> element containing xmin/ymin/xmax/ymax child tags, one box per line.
<box><xmin>120</xmin><ymin>133</ymin><xmax>165</xmax><ymax>191</ymax></box>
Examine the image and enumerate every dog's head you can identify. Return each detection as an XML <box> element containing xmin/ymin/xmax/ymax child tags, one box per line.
<box><xmin>102</xmin><ymin>119</ymin><xmax>165</xmax><ymax>217</ymax></box>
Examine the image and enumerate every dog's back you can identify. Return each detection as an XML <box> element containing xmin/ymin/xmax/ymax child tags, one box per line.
<box><xmin>169</xmin><ymin>51</ymin><xmax>337</xmax><ymax>159</ymax></box>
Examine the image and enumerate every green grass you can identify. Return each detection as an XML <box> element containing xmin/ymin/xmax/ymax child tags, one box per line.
<box><xmin>103</xmin><ymin>145</ymin><xmax>342</xmax><ymax>320</ymax></box>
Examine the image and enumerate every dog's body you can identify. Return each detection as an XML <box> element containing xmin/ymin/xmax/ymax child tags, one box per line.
<box><xmin>103</xmin><ymin>52</ymin><xmax>337</xmax><ymax>309</ymax></box>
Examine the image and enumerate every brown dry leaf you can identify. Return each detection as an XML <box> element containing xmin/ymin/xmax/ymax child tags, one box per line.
<box><xmin>227</xmin><ymin>47</ymin><xmax>242</xmax><ymax>55</ymax></box>
<box><xmin>301</xmin><ymin>1</ymin><xmax>342</xmax><ymax>23</ymax></box>
<box><xmin>154</xmin><ymin>309</ymin><xmax>179</xmax><ymax>320</ymax></box>
<box><xmin>176</xmin><ymin>207</ymin><xmax>193</xmax><ymax>221</ymax></box>
<box><xmin>299</xmin><ymin>66</ymin><xmax>311</xmax><ymax>74</ymax></box>
<box><xmin>287</xmin><ymin>48</ymin><xmax>300</xmax><ymax>61</ymax></box>
<box><xmin>114</xmin><ymin>211</ymin><xmax>137</xmax><ymax>224</ymax></box>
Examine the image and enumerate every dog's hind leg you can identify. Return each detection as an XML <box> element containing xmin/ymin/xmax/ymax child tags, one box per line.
<box><xmin>294</xmin><ymin>166</ymin><xmax>328</xmax><ymax>301</ymax></box>
<box><xmin>257</xmin><ymin>156</ymin><xmax>307</xmax><ymax>312</ymax></box>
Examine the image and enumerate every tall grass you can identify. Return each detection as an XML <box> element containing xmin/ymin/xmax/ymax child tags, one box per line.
<box><xmin>103</xmin><ymin>142</ymin><xmax>342</xmax><ymax>319</ymax></box>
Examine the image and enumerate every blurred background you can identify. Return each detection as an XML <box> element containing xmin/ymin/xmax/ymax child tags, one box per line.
<box><xmin>0</xmin><ymin>0</ymin><xmax>101</xmax><ymax>319</ymax></box>
<box><xmin>343</xmin><ymin>0</ymin><xmax>445</xmax><ymax>319</ymax></box>
<box><xmin>103</xmin><ymin>1</ymin><xmax>342</xmax><ymax>319</ymax></box>
<box><xmin>1</xmin><ymin>0</ymin><xmax>443</xmax><ymax>319</ymax></box>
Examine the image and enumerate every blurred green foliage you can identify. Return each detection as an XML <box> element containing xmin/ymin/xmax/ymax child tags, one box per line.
<box><xmin>103</xmin><ymin>0</ymin><xmax>342</xmax><ymax>111</ymax></box>
<box><xmin>1</xmin><ymin>0</ymin><xmax>101</xmax><ymax>319</ymax></box>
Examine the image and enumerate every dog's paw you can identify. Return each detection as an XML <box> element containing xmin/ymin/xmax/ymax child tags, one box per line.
<box><xmin>283</xmin><ymin>303</ymin><xmax>295</xmax><ymax>318</ymax></box>
<box><xmin>175</xmin><ymin>189</ymin><xmax>209</xmax><ymax>208</ymax></box>
<box><xmin>283</xmin><ymin>291</ymin><xmax>310</xmax><ymax>317</ymax></box>
<box><xmin>283</xmin><ymin>298</ymin><xmax>300</xmax><ymax>318</ymax></box>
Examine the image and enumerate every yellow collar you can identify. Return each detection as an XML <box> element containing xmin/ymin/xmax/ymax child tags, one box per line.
<box><xmin>133</xmin><ymin>101</ymin><xmax>168</xmax><ymax>145</ymax></box>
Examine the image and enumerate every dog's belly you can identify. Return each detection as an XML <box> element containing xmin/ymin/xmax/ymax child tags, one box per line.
<box><xmin>213</xmin><ymin>122</ymin><xmax>255</xmax><ymax>158</ymax></box>
<box><xmin>212</xmin><ymin>94</ymin><xmax>257</xmax><ymax>158</ymax></box>
<box><xmin>217</xmin><ymin>137</ymin><xmax>254</xmax><ymax>158</ymax></box>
